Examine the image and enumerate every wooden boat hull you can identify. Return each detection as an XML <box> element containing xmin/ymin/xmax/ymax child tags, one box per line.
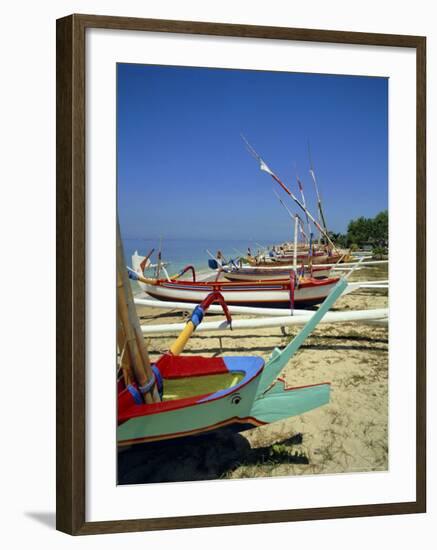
<box><xmin>117</xmin><ymin>354</ymin><xmax>330</xmax><ymax>445</ymax></box>
<box><xmin>222</xmin><ymin>265</ymin><xmax>331</xmax><ymax>282</ymax></box>
<box><xmin>140</xmin><ymin>277</ymin><xmax>340</xmax><ymax>309</ymax></box>
<box><xmin>248</xmin><ymin>253</ymin><xmax>342</xmax><ymax>267</ymax></box>
<box><xmin>272</xmin><ymin>250</ymin><xmax>325</xmax><ymax>261</ymax></box>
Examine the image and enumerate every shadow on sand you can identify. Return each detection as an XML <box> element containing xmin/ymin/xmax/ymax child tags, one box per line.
<box><xmin>118</xmin><ymin>430</ymin><xmax>307</xmax><ymax>485</ymax></box>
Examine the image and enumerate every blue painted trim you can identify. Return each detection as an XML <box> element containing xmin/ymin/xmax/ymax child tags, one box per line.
<box><xmin>198</xmin><ymin>356</ymin><xmax>264</xmax><ymax>403</ymax></box>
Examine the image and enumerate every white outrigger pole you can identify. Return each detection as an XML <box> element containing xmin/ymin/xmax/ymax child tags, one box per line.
<box><xmin>272</xmin><ymin>188</ymin><xmax>307</xmax><ymax>260</ymax></box>
<box><xmin>140</xmin><ymin>308</ymin><xmax>388</xmax><ymax>335</ymax></box>
<box><xmin>135</xmin><ymin>296</ymin><xmax>387</xmax><ymax>318</ymax></box>
<box><xmin>293</xmin><ymin>214</ymin><xmax>299</xmax><ymax>270</ymax></box>
<box><xmin>296</xmin><ymin>214</ymin><xmax>309</xmax><ymax>245</ymax></box>
<box><xmin>295</xmin><ymin>168</ymin><xmax>314</xmax><ymax>252</ymax></box>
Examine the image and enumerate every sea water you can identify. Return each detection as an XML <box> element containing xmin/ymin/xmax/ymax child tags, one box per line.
<box><xmin>122</xmin><ymin>236</ymin><xmax>271</xmax><ymax>294</ymax></box>
<box><xmin>123</xmin><ymin>237</ymin><xmax>269</xmax><ymax>275</ymax></box>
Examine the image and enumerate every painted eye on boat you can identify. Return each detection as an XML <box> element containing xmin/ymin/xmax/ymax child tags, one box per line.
<box><xmin>231</xmin><ymin>394</ymin><xmax>241</xmax><ymax>405</ymax></box>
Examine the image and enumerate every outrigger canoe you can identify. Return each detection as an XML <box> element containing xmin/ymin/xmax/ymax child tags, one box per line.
<box><xmin>129</xmin><ymin>264</ymin><xmax>340</xmax><ymax>309</ymax></box>
<box><xmin>245</xmin><ymin>251</ymin><xmax>344</xmax><ymax>267</ymax></box>
<box><xmin>208</xmin><ymin>259</ymin><xmax>332</xmax><ymax>281</ymax></box>
<box><xmin>117</xmin><ymin>277</ymin><xmax>347</xmax><ymax>446</ymax></box>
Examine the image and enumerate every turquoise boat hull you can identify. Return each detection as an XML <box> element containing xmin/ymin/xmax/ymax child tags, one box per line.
<box><xmin>117</xmin><ymin>356</ymin><xmax>330</xmax><ymax>445</ymax></box>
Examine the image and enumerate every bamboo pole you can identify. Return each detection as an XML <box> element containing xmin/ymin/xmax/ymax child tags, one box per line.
<box><xmin>117</xmin><ymin>319</ymin><xmax>134</xmax><ymax>386</ymax></box>
<box><xmin>293</xmin><ymin>215</ymin><xmax>299</xmax><ymax>270</ymax></box>
<box><xmin>242</xmin><ymin>135</ymin><xmax>338</xmax><ymax>253</ymax></box>
<box><xmin>116</xmin><ymin>222</ymin><xmax>160</xmax><ymax>403</ymax></box>
<box><xmin>117</xmin><ymin>267</ymin><xmax>155</xmax><ymax>404</ymax></box>
<box><xmin>168</xmin><ymin>291</ymin><xmax>231</xmax><ymax>356</ymax></box>
<box><xmin>169</xmin><ymin>323</ymin><xmax>196</xmax><ymax>356</ymax></box>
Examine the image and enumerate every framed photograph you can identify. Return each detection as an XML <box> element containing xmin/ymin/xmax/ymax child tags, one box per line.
<box><xmin>56</xmin><ymin>14</ymin><xmax>426</xmax><ymax>535</ymax></box>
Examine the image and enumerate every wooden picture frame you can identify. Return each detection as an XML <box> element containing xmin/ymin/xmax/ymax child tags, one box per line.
<box><xmin>56</xmin><ymin>13</ymin><xmax>426</xmax><ymax>535</ymax></box>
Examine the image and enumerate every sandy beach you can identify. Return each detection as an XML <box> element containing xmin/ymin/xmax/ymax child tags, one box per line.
<box><xmin>118</xmin><ymin>266</ymin><xmax>388</xmax><ymax>484</ymax></box>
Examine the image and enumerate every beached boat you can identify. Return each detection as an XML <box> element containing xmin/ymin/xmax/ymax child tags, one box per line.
<box><xmin>129</xmin><ymin>263</ymin><xmax>340</xmax><ymax>309</ymax></box>
<box><xmin>266</xmin><ymin>248</ymin><xmax>327</xmax><ymax>261</ymax></box>
<box><xmin>118</xmin><ymin>274</ymin><xmax>348</xmax><ymax>446</ymax></box>
<box><xmin>223</xmin><ymin>266</ymin><xmax>332</xmax><ymax>281</ymax></box>
<box><xmin>209</xmin><ymin>261</ymin><xmax>332</xmax><ymax>281</ymax></box>
<box><xmin>245</xmin><ymin>250</ymin><xmax>345</xmax><ymax>267</ymax></box>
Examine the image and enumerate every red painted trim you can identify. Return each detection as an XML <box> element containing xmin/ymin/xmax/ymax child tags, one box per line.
<box><xmin>150</xmin><ymin>276</ymin><xmax>339</xmax><ymax>291</ymax></box>
<box><xmin>276</xmin><ymin>377</ymin><xmax>331</xmax><ymax>391</ymax></box>
<box><xmin>156</xmin><ymin>354</ymin><xmax>229</xmax><ymax>378</ymax></box>
<box><xmin>119</xmin><ymin>368</ymin><xmax>260</xmax><ymax>420</ymax></box>
<box><xmin>118</xmin><ymin>415</ymin><xmax>266</xmax><ymax>445</ymax></box>
<box><xmin>119</xmin><ymin>375</ymin><xmax>329</xmax><ymax>424</ymax></box>
<box><xmin>118</xmin><ymin>389</ymin><xmax>212</xmax><ymax>422</ymax></box>
<box><xmin>145</xmin><ymin>289</ymin><xmax>336</xmax><ymax>307</ymax></box>
<box><xmin>118</xmin><ymin>361</ymin><xmax>264</xmax><ymax>421</ymax></box>
<box><xmin>174</xmin><ymin>264</ymin><xmax>196</xmax><ymax>281</ymax></box>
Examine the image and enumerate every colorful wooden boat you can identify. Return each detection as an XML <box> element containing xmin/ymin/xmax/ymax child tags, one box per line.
<box><xmin>246</xmin><ymin>251</ymin><xmax>344</xmax><ymax>266</ymax></box>
<box><xmin>129</xmin><ymin>265</ymin><xmax>341</xmax><ymax>309</ymax></box>
<box><xmin>117</xmin><ymin>277</ymin><xmax>347</xmax><ymax>446</ymax></box>
<box><xmin>268</xmin><ymin>249</ymin><xmax>327</xmax><ymax>261</ymax></box>
<box><xmin>208</xmin><ymin>260</ymin><xmax>332</xmax><ymax>281</ymax></box>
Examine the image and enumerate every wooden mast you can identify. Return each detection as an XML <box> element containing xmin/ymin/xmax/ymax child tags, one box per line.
<box><xmin>116</xmin><ymin>220</ymin><xmax>160</xmax><ymax>404</ymax></box>
<box><xmin>293</xmin><ymin>215</ymin><xmax>299</xmax><ymax>270</ymax></box>
<box><xmin>242</xmin><ymin>136</ymin><xmax>338</xmax><ymax>253</ymax></box>
<box><xmin>308</xmin><ymin>142</ymin><xmax>329</xmax><ymax>237</ymax></box>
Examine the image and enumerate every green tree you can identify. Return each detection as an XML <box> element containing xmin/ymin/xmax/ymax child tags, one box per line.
<box><xmin>347</xmin><ymin>216</ymin><xmax>371</xmax><ymax>244</ymax></box>
<box><xmin>346</xmin><ymin>210</ymin><xmax>388</xmax><ymax>246</ymax></box>
<box><xmin>372</xmin><ymin>210</ymin><xmax>388</xmax><ymax>245</ymax></box>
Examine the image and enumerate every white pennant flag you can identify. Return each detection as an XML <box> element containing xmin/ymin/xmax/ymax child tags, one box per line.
<box><xmin>259</xmin><ymin>158</ymin><xmax>275</xmax><ymax>177</ymax></box>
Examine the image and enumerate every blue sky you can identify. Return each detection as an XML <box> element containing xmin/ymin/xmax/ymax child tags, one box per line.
<box><xmin>117</xmin><ymin>63</ymin><xmax>387</xmax><ymax>241</ymax></box>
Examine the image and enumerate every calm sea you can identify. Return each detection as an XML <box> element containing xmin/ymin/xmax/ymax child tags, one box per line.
<box><xmin>122</xmin><ymin>237</ymin><xmax>270</xmax><ymax>282</ymax></box>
